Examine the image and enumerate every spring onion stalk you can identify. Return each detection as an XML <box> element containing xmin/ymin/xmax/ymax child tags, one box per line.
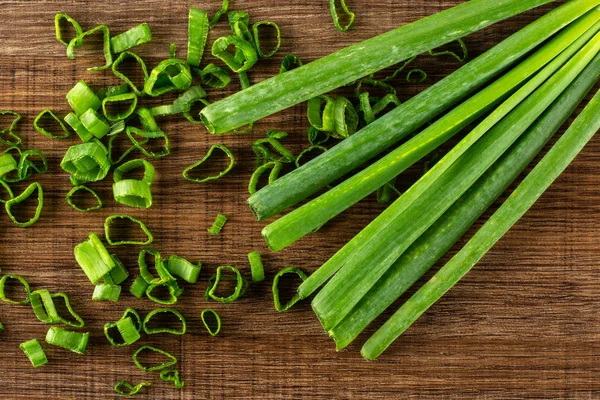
<box><xmin>363</xmin><ymin>85</ymin><xmax>600</xmax><ymax>360</ymax></box>
<box><xmin>264</xmin><ymin>12</ymin><xmax>600</xmax><ymax>252</ymax></box>
<box><xmin>298</xmin><ymin>15</ymin><xmax>600</xmax><ymax>299</ymax></box>
<box><xmin>247</xmin><ymin>0</ymin><xmax>600</xmax><ymax>220</ymax></box>
<box><xmin>34</xmin><ymin>110</ymin><xmax>71</xmax><ymax>139</ymax></box>
<box><xmin>330</xmin><ymin>50</ymin><xmax>600</xmax><ymax>350</ymax></box>
<box><xmin>311</xmin><ymin>31</ymin><xmax>600</xmax><ymax>332</ymax></box>
<box><xmin>20</xmin><ymin>339</ymin><xmax>48</xmax><ymax>368</ymax></box>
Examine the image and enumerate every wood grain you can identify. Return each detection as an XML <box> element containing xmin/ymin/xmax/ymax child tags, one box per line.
<box><xmin>1</xmin><ymin>0</ymin><xmax>599</xmax><ymax>399</ymax></box>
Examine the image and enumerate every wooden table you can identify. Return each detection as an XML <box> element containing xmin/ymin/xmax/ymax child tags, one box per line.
<box><xmin>1</xmin><ymin>1</ymin><xmax>598</xmax><ymax>398</ymax></box>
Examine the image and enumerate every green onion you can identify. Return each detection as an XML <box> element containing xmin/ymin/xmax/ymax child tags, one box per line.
<box><xmin>45</xmin><ymin>326</ymin><xmax>89</xmax><ymax>354</ymax></box>
<box><xmin>201</xmin><ymin>309</ymin><xmax>221</xmax><ymax>336</ymax></box>
<box><xmin>64</xmin><ymin>113</ymin><xmax>92</xmax><ymax>142</ymax></box>
<box><xmin>187</xmin><ymin>8</ymin><xmax>209</xmax><ymax>67</ymax></box>
<box><xmin>272</xmin><ymin>267</ymin><xmax>307</xmax><ymax>312</ymax></box>
<box><xmin>138</xmin><ymin>247</ymin><xmax>164</xmax><ymax>283</ymax></box>
<box><xmin>30</xmin><ymin>290</ymin><xmax>85</xmax><ymax>328</ymax></box>
<box><xmin>183</xmin><ymin>144</ymin><xmax>234</xmax><ymax>183</ymax></box>
<box><xmin>0</xmin><ymin>180</ymin><xmax>13</xmax><ymax>204</ymax></box>
<box><xmin>197</xmin><ymin>63</ymin><xmax>232</xmax><ymax>88</ymax></box>
<box><xmin>331</xmin><ymin>51</ymin><xmax>600</xmax><ymax>351</ymax></box>
<box><xmin>144</xmin><ymin>58</ymin><xmax>192</xmax><ymax>96</ymax></box>
<box><xmin>105</xmin><ymin>308</ymin><xmax>142</xmax><ymax>346</ymax></box>
<box><xmin>253</xmin><ymin>136</ymin><xmax>294</xmax><ymax>166</ymax></box>
<box><xmin>106</xmin><ymin>254</ymin><xmax>129</xmax><ymax>284</ymax></box>
<box><xmin>0</xmin><ymin>274</ymin><xmax>30</xmax><ymax>304</ymax></box>
<box><xmin>20</xmin><ymin>339</ymin><xmax>48</xmax><ymax>368</ymax></box>
<box><xmin>105</xmin><ymin>214</ymin><xmax>153</xmax><ymax>246</ymax></box>
<box><xmin>143</xmin><ymin>308</ymin><xmax>187</xmax><ymax>335</ymax></box>
<box><xmin>5</xmin><ymin>182</ymin><xmax>43</xmax><ymax>228</ymax></box>
<box><xmin>129</xmin><ymin>276</ymin><xmax>149</xmax><ymax>299</ymax></box>
<box><xmin>112</xmin><ymin>51</ymin><xmax>148</xmax><ymax>95</ymax></box>
<box><xmin>207</xmin><ymin>266</ymin><xmax>244</xmax><ymax>303</ymax></box>
<box><xmin>311</xmin><ymin>28</ymin><xmax>600</xmax><ymax>331</ymax></box>
<box><xmin>110</xmin><ymin>23</ymin><xmax>152</xmax><ymax>53</ymax></box>
<box><xmin>363</xmin><ymin>86</ymin><xmax>600</xmax><ymax>360</ymax></box>
<box><xmin>18</xmin><ymin>149</ymin><xmax>48</xmax><ymax>180</ymax></box>
<box><xmin>33</xmin><ymin>110</ymin><xmax>71</xmax><ymax>139</ymax></box>
<box><xmin>66</xmin><ymin>81</ymin><xmax>101</xmax><ymax>116</ymax></box>
<box><xmin>0</xmin><ymin>110</ymin><xmax>21</xmax><ymax>146</ymax></box>
<box><xmin>210</xmin><ymin>0</ymin><xmax>229</xmax><ymax>28</ymax></box>
<box><xmin>295</xmin><ymin>145</ymin><xmax>327</xmax><ymax>169</ymax></box>
<box><xmin>126</xmin><ymin>127</ymin><xmax>170</xmax><ymax>158</ymax></box>
<box><xmin>0</xmin><ymin>153</ymin><xmax>17</xmax><ymax>177</ymax></box>
<box><xmin>66</xmin><ymin>185</ymin><xmax>103</xmax><ymax>212</ymax></box>
<box><xmin>54</xmin><ymin>13</ymin><xmax>82</xmax><ymax>46</ymax></box>
<box><xmin>146</xmin><ymin>278</ymin><xmax>181</xmax><ymax>305</ymax></box>
<box><xmin>132</xmin><ymin>345</ymin><xmax>177</xmax><ymax>372</ymax></box>
<box><xmin>74</xmin><ymin>233</ymin><xmax>116</xmax><ymax>284</ymax></box>
<box><xmin>114</xmin><ymin>381</ymin><xmax>151</xmax><ymax>396</ymax></box>
<box><xmin>92</xmin><ymin>283</ymin><xmax>121</xmax><ymax>302</ymax></box>
<box><xmin>61</xmin><ymin>142</ymin><xmax>110</xmax><ymax>182</ymax></box>
<box><xmin>102</xmin><ymin>93</ymin><xmax>138</xmax><ymax>122</ymax></box>
<box><xmin>79</xmin><ymin>108</ymin><xmax>111</xmax><ymax>139</ymax></box>
<box><xmin>248</xmin><ymin>251</ymin><xmax>264</xmax><ymax>282</ymax></box>
<box><xmin>67</xmin><ymin>25</ymin><xmax>113</xmax><ymax>71</ymax></box>
<box><xmin>252</xmin><ymin>21</ymin><xmax>281</xmax><ymax>58</ymax></box>
<box><xmin>264</xmin><ymin>10</ymin><xmax>600</xmax><ymax>253</ymax></box>
<box><xmin>279</xmin><ymin>54</ymin><xmax>302</xmax><ymax>74</ymax></box>
<box><xmin>330</xmin><ymin>0</ymin><xmax>355</xmax><ymax>32</ymax></box>
<box><xmin>112</xmin><ymin>159</ymin><xmax>155</xmax><ymax>209</ymax></box>
<box><xmin>429</xmin><ymin>38</ymin><xmax>468</xmax><ymax>62</ymax></box>
<box><xmin>166</xmin><ymin>255</ymin><xmax>201</xmax><ymax>283</ymax></box>
<box><xmin>208</xmin><ymin>214</ymin><xmax>227</xmax><ymax>235</ymax></box>
<box><xmin>160</xmin><ymin>369</ymin><xmax>185</xmax><ymax>389</ymax></box>
<box><xmin>248</xmin><ymin>161</ymin><xmax>282</xmax><ymax>195</ymax></box>
<box><xmin>247</xmin><ymin>0</ymin><xmax>599</xmax><ymax>220</ymax></box>
<box><xmin>406</xmin><ymin>68</ymin><xmax>427</xmax><ymax>83</ymax></box>
<box><xmin>212</xmin><ymin>35</ymin><xmax>258</xmax><ymax>73</ymax></box>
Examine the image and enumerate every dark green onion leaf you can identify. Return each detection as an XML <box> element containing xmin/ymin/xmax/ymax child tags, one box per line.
<box><xmin>182</xmin><ymin>144</ymin><xmax>234</xmax><ymax>183</ymax></box>
<box><xmin>187</xmin><ymin>8</ymin><xmax>209</xmax><ymax>67</ymax></box>
<box><xmin>126</xmin><ymin>127</ymin><xmax>170</xmax><ymax>158</ymax></box>
<box><xmin>330</xmin><ymin>0</ymin><xmax>355</xmax><ymax>32</ymax></box>
<box><xmin>248</xmin><ymin>161</ymin><xmax>282</xmax><ymax>195</ymax></box>
<box><xmin>5</xmin><ymin>182</ymin><xmax>43</xmax><ymax>228</ymax></box>
<box><xmin>114</xmin><ymin>381</ymin><xmax>151</xmax><ymax>396</ymax></box>
<box><xmin>144</xmin><ymin>58</ymin><xmax>192</xmax><ymax>97</ymax></box>
<box><xmin>142</xmin><ymin>308</ymin><xmax>187</xmax><ymax>335</ymax></box>
<box><xmin>0</xmin><ymin>110</ymin><xmax>22</xmax><ymax>146</ymax></box>
<box><xmin>279</xmin><ymin>54</ymin><xmax>303</xmax><ymax>74</ymax></box>
<box><xmin>211</xmin><ymin>35</ymin><xmax>258</xmax><ymax>73</ymax></box>
<box><xmin>272</xmin><ymin>267</ymin><xmax>307</xmax><ymax>312</ymax></box>
<box><xmin>252</xmin><ymin>21</ymin><xmax>281</xmax><ymax>58</ymax></box>
<box><xmin>112</xmin><ymin>51</ymin><xmax>149</xmax><ymax>95</ymax></box>
<box><xmin>406</xmin><ymin>68</ymin><xmax>427</xmax><ymax>83</ymax></box>
<box><xmin>105</xmin><ymin>214</ymin><xmax>153</xmax><ymax>245</ymax></box>
<box><xmin>20</xmin><ymin>339</ymin><xmax>48</xmax><ymax>368</ymax></box>
<box><xmin>201</xmin><ymin>308</ymin><xmax>221</xmax><ymax>336</ymax></box>
<box><xmin>210</xmin><ymin>0</ymin><xmax>229</xmax><ymax>28</ymax></box>
<box><xmin>295</xmin><ymin>145</ymin><xmax>327</xmax><ymax>168</ymax></box>
<box><xmin>66</xmin><ymin>185</ymin><xmax>102</xmax><ymax>212</ymax></box>
<box><xmin>67</xmin><ymin>25</ymin><xmax>113</xmax><ymax>71</ymax></box>
<box><xmin>45</xmin><ymin>326</ymin><xmax>89</xmax><ymax>354</ymax></box>
<box><xmin>197</xmin><ymin>63</ymin><xmax>231</xmax><ymax>88</ymax></box>
<box><xmin>428</xmin><ymin>38</ymin><xmax>468</xmax><ymax>62</ymax></box>
<box><xmin>132</xmin><ymin>345</ymin><xmax>178</xmax><ymax>372</ymax></box>
<box><xmin>111</xmin><ymin>23</ymin><xmax>152</xmax><ymax>54</ymax></box>
<box><xmin>54</xmin><ymin>13</ymin><xmax>83</xmax><ymax>47</ymax></box>
<box><xmin>33</xmin><ymin>110</ymin><xmax>71</xmax><ymax>139</ymax></box>
<box><xmin>0</xmin><ymin>274</ymin><xmax>30</xmax><ymax>304</ymax></box>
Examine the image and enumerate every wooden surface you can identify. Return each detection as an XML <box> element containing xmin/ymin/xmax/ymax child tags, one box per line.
<box><xmin>1</xmin><ymin>0</ymin><xmax>599</xmax><ymax>399</ymax></box>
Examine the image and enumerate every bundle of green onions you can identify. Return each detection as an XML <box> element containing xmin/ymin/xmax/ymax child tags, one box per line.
<box><xmin>200</xmin><ymin>0</ymin><xmax>600</xmax><ymax>359</ymax></box>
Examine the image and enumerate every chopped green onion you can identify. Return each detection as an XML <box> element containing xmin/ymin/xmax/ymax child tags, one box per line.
<box><xmin>126</xmin><ymin>127</ymin><xmax>170</xmax><ymax>158</ymax></box>
<box><xmin>112</xmin><ymin>159</ymin><xmax>155</xmax><ymax>209</ymax></box>
<box><xmin>102</xmin><ymin>93</ymin><xmax>138</xmax><ymax>122</ymax></box>
<box><xmin>74</xmin><ymin>232</ymin><xmax>116</xmax><ymax>284</ymax></box>
<box><xmin>114</xmin><ymin>381</ymin><xmax>151</xmax><ymax>396</ymax></box>
<box><xmin>211</xmin><ymin>35</ymin><xmax>258</xmax><ymax>73</ymax></box>
<box><xmin>279</xmin><ymin>54</ymin><xmax>302</xmax><ymax>74</ymax></box>
<box><xmin>30</xmin><ymin>290</ymin><xmax>85</xmax><ymax>328</ymax></box>
<box><xmin>64</xmin><ymin>112</ymin><xmax>92</xmax><ymax>142</ymax></box>
<box><xmin>106</xmin><ymin>254</ymin><xmax>129</xmax><ymax>284</ymax></box>
<box><xmin>67</xmin><ymin>25</ymin><xmax>113</xmax><ymax>71</ymax></box>
<box><xmin>295</xmin><ymin>145</ymin><xmax>327</xmax><ymax>168</ymax></box>
<box><xmin>20</xmin><ymin>339</ymin><xmax>48</xmax><ymax>368</ymax></box>
<box><xmin>105</xmin><ymin>214</ymin><xmax>153</xmax><ymax>245</ymax></box>
<box><xmin>45</xmin><ymin>326</ymin><xmax>89</xmax><ymax>354</ymax></box>
<box><xmin>18</xmin><ymin>149</ymin><xmax>48</xmax><ymax>180</ymax></box>
<box><xmin>253</xmin><ymin>136</ymin><xmax>294</xmax><ymax>166</ymax></box>
<box><xmin>129</xmin><ymin>276</ymin><xmax>149</xmax><ymax>299</ymax></box>
<box><xmin>105</xmin><ymin>308</ymin><xmax>142</xmax><ymax>346</ymax></box>
<box><xmin>182</xmin><ymin>144</ymin><xmax>234</xmax><ymax>183</ymax></box>
<box><xmin>108</xmin><ymin>134</ymin><xmax>140</xmax><ymax>165</ymax></box>
<box><xmin>111</xmin><ymin>23</ymin><xmax>152</xmax><ymax>53</ymax></box>
<box><xmin>207</xmin><ymin>214</ymin><xmax>227</xmax><ymax>235</ymax></box>
<box><xmin>54</xmin><ymin>13</ymin><xmax>82</xmax><ymax>46</ymax></box>
<box><xmin>0</xmin><ymin>322</ymin><xmax>3</xmax><ymax>332</ymax></box>
<box><xmin>406</xmin><ymin>68</ymin><xmax>427</xmax><ymax>83</ymax></box>
<box><xmin>248</xmin><ymin>252</ymin><xmax>264</xmax><ymax>282</ymax></box>
<box><xmin>5</xmin><ymin>182</ymin><xmax>43</xmax><ymax>228</ymax></box>
<box><xmin>201</xmin><ymin>308</ymin><xmax>221</xmax><ymax>336</ymax></box>
<box><xmin>207</xmin><ymin>265</ymin><xmax>244</xmax><ymax>303</ymax></box>
<box><xmin>197</xmin><ymin>63</ymin><xmax>231</xmax><ymax>88</ymax></box>
<box><xmin>149</xmin><ymin>103</ymin><xmax>189</xmax><ymax>117</ymax></box>
<box><xmin>79</xmin><ymin>108</ymin><xmax>111</xmax><ymax>139</ymax></box>
<box><xmin>138</xmin><ymin>247</ymin><xmax>165</xmax><ymax>283</ymax></box>
<box><xmin>0</xmin><ymin>153</ymin><xmax>17</xmax><ymax>177</ymax></box>
<box><xmin>112</xmin><ymin>51</ymin><xmax>148</xmax><ymax>95</ymax></box>
<box><xmin>428</xmin><ymin>38</ymin><xmax>468</xmax><ymax>63</ymax></box>
<box><xmin>66</xmin><ymin>81</ymin><xmax>101</xmax><ymax>116</ymax></box>
<box><xmin>146</xmin><ymin>278</ymin><xmax>180</xmax><ymax>305</ymax></box>
<box><xmin>166</xmin><ymin>255</ymin><xmax>201</xmax><ymax>283</ymax></box>
<box><xmin>92</xmin><ymin>283</ymin><xmax>121</xmax><ymax>302</ymax></box>
<box><xmin>61</xmin><ymin>142</ymin><xmax>110</xmax><ymax>182</ymax></box>
<box><xmin>333</xmin><ymin>96</ymin><xmax>358</xmax><ymax>138</ymax></box>
<box><xmin>0</xmin><ymin>110</ymin><xmax>22</xmax><ymax>146</ymax></box>
<box><xmin>272</xmin><ymin>267</ymin><xmax>307</xmax><ymax>312</ymax></box>
<box><xmin>66</xmin><ymin>185</ymin><xmax>103</xmax><ymax>212</ymax></box>
<box><xmin>0</xmin><ymin>274</ymin><xmax>30</xmax><ymax>304</ymax></box>
<box><xmin>33</xmin><ymin>110</ymin><xmax>71</xmax><ymax>139</ymax></box>
<box><xmin>143</xmin><ymin>308</ymin><xmax>187</xmax><ymax>335</ymax></box>
<box><xmin>187</xmin><ymin>8</ymin><xmax>209</xmax><ymax>67</ymax></box>
<box><xmin>144</xmin><ymin>58</ymin><xmax>192</xmax><ymax>97</ymax></box>
<box><xmin>160</xmin><ymin>369</ymin><xmax>184</xmax><ymax>389</ymax></box>
<box><xmin>330</xmin><ymin>0</ymin><xmax>355</xmax><ymax>32</ymax></box>
<box><xmin>248</xmin><ymin>161</ymin><xmax>282</xmax><ymax>195</ymax></box>
<box><xmin>376</xmin><ymin>180</ymin><xmax>401</xmax><ymax>204</ymax></box>
<box><xmin>132</xmin><ymin>345</ymin><xmax>178</xmax><ymax>372</ymax></box>
<box><xmin>252</xmin><ymin>21</ymin><xmax>281</xmax><ymax>58</ymax></box>
<box><xmin>210</xmin><ymin>0</ymin><xmax>229</xmax><ymax>28</ymax></box>
<box><xmin>0</xmin><ymin>180</ymin><xmax>14</xmax><ymax>204</ymax></box>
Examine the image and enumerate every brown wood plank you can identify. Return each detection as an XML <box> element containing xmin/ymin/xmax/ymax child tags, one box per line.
<box><xmin>2</xmin><ymin>0</ymin><xmax>600</xmax><ymax>399</ymax></box>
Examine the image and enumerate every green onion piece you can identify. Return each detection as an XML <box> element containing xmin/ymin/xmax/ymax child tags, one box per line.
<box><xmin>144</xmin><ymin>58</ymin><xmax>192</xmax><ymax>97</ymax></box>
<box><xmin>160</xmin><ymin>369</ymin><xmax>185</xmax><ymax>389</ymax></box>
<box><xmin>146</xmin><ymin>278</ymin><xmax>181</xmax><ymax>305</ymax></box>
<box><xmin>143</xmin><ymin>308</ymin><xmax>187</xmax><ymax>335</ymax></box>
<box><xmin>201</xmin><ymin>0</ymin><xmax>562</xmax><ymax>135</ymax></box>
<box><xmin>197</xmin><ymin>63</ymin><xmax>231</xmax><ymax>88</ymax></box>
<box><xmin>109</xmin><ymin>120</ymin><xmax>126</xmax><ymax>137</ymax></box>
<box><xmin>108</xmin><ymin>134</ymin><xmax>140</xmax><ymax>165</ymax></box>
<box><xmin>248</xmin><ymin>161</ymin><xmax>282</xmax><ymax>195</ymax></box>
<box><xmin>102</xmin><ymin>93</ymin><xmax>138</xmax><ymax>122</ymax></box>
<box><xmin>29</xmin><ymin>290</ymin><xmax>84</xmax><ymax>328</ymax></box>
<box><xmin>307</xmin><ymin>95</ymin><xmax>335</xmax><ymax>132</ymax></box>
<box><xmin>105</xmin><ymin>83</ymin><xmax>131</xmax><ymax>98</ymax></box>
<box><xmin>0</xmin><ymin>153</ymin><xmax>17</xmax><ymax>177</ymax></box>
<box><xmin>92</xmin><ymin>283</ymin><xmax>121</xmax><ymax>302</ymax></box>
<box><xmin>272</xmin><ymin>267</ymin><xmax>307</xmax><ymax>312</ymax></box>
<box><xmin>371</xmin><ymin>93</ymin><xmax>401</xmax><ymax>117</ymax></box>
<box><xmin>363</xmin><ymin>87</ymin><xmax>600</xmax><ymax>361</ymax></box>
<box><xmin>66</xmin><ymin>185</ymin><xmax>102</xmax><ymax>212</ymax></box>
<box><xmin>211</xmin><ymin>35</ymin><xmax>258</xmax><ymax>73</ymax></box>
<box><xmin>138</xmin><ymin>247</ymin><xmax>165</xmax><ymax>283</ymax></box>
<box><xmin>182</xmin><ymin>144</ymin><xmax>234</xmax><ymax>183</ymax></box>
<box><xmin>187</xmin><ymin>8</ymin><xmax>209</xmax><ymax>67</ymax></box>
<box><xmin>376</xmin><ymin>180</ymin><xmax>401</xmax><ymax>204</ymax></box>
<box><xmin>112</xmin><ymin>51</ymin><xmax>148</xmax><ymax>95</ymax></box>
<box><xmin>79</xmin><ymin>108</ymin><xmax>111</xmax><ymax>139</ymax></box>
<box><xmin>64</xmin><ymin>112</ymin><xmax>92</xmax><ymax>142</ymax></box>
<box><xmin>207</xmin><ymin>214</ymin><xmax>227</xmax><ymax>235</ymax></box>
<box><xmin>357</xmin><ymin>92</ymin><xmax>375</xmax><ymax>125</ymax></box>
<box><xmin>253</xmin><ymin>137</ymin><xmax>295</xmax><ymax>166</ymax></box>
<box><xmin>149</xmin><ymin>103</ymin><xmax>189</xmax><ymax>117</ymax></box>
<box><xmin>0</xmin><ymin>274</ymin><xmax>30</xmax><ymax>304</ymax></box>
<box><xmin>279</xmin><ymin>54</ymin><xmax>303</xmax><ymax>74</ymax></box>
<box><xmin>168</xmin><ymin>42</ymin><xmax>176</xmax><ymax>58</ymax></box>
<box><xmin>210</xmin><ymin>0</ymin><xmax>229</xmax><ymax>27</ymax></box>
<box><xmin>126</xmin><ymin>127</ymin><xmax>170</xmax><ymax>158</ymax></box>
<box><xmin>132</xmin><ymin>345</ymin><xmax>177</xmax><ymax>372</ymax></box>
<box><xmin>105</xmin><ymin>214</ymin><xmax>153</xmax><ymax>246</ymax></box>
<box><xmin>248</xmin><ymin>252</ymin><xmax>264</xmax><ymax>282</ymax></box>
<box><xmin>0</xmin><ymin>110</ymin><xmax>22</xmax><ymax>146</ymax></box>
<box><xmin>428</xmin><ymin>38</ymin><xmax>468</xmax><ymax>63</ymax></box>
<box><xmin>1</xmin><ymin>147</ymin><xmax>24</xmax><ymax>183</ymax></box>
<box><xmin>207</xmin><ymin>265</ymin><xmax>244</xmax><ymax>303</ymax></box>
<box><xmin>295</xmin><ymin>146</ymin><xmax>327</xmax><ymax>168</ymax></box>
<box><xmin>114</xmin><ymin>381</ymin><xmax>151</xmax><ymax>396</ymax></box>
<box><xmin>174</xmin><ymin>85</ymin><xmax>207</xmax><ymax>106</ymax></box>
<box><xmin>0</xmin><ymin>322</ymin><xmax>3</xmax><ymax>332</ymax></box>
<box><xmin>54</xmin><ymin>13</ymin><xmax>83</xmax><ymax>46</ymax></box>
<box><xmin>406</xmin><ymin>68</ymin><xmax>427</xmax><ymax>83</ymax></box>
<box><xmin>166</xmin><ymin>255</ymin><xmax>201</xmax><ymax>283</ymax></box>
<box><xmin>0</xmin><ymin>180</ymin><xmax>14</xmax><ymax>204</ymax></box>
<box><xmin>104</xmin><ymin>254</ymin><xmax>129</xmax><ymax>284</ymax></box>
<box><xmin>5</xmin><ymin>183</ymin><xmax>43</xmax><ymax>228</ymax></box>
<box><xmin>129</xmin><ymin>276</ymin><xmax>149</xmax><ymax>299</ymax></box>
<box><xmin>111</xmin><ymin>23</ymin><xmax>152</xmax><ymax>53</ymax></box>
<box><xmin>61</xmin><ymin>142</ymin><xmax>110</xmax><ymax>182</ymax></box>
<box><xmin>201</xmin><ymin>308</ymin><xmax>221</xmax><ymax>336</ymax></box>
<box><xmin>66</xmin><ymin>81</ymin><xmax>101</xmax><ymax>116</ymax></box>
<box><xmin>132</xmin><ymin>107</ymin><xmax>160</xmax><ymax>131</ymax></box>
<box><xmin>330</xmin><ymin>0</ymin><xmax>355</xmax><ymax>32</ymax></box>
<box><xmin>333</xmin><ymin>96</ymin><xmax>359</xmax><ymax>138</ymax></box>
<box><xmin>112</xmin><ymin>179</ymin><xmax>152</xmax><ymax>208</ymax></box>
<box><xmin>376</xmin><ymin>56</ymin><xmax>415</xmax><ymax>82</ymax></box>
<box><xmin>105</xmin><ymin>317</ymin><xmax>141</xmax><ymax>347</ymax></box>
<box><xmin>18</xmin><ymin>149</ymin><xmax>48</xmax><ymax>180</ymax></box>
<box><xmin>45</xmin><ymin>327</ymin><xmax>89</xmax><ymax>354</ymax></box>
<box><xmin>252</xmin><ymin>21</ymin><xmax>281</xmax><ymax>58</ymax></box>
<box><xmin>67</xmin><ymin>25</ymin><xmax>113</xmax><ymax>71</ymax></box>
<box><xmin>20</xmin><ymin>339</ymin><xmax>48</xmax><ymax>368</ymax></box>
<box><xmin>33</xmin><ymin>110</ymin><xmax>71</xmax><ymax>139</ymax></box>
<box><xmin>74</xmin><ymin>232</ymin><xmax>116</xmax><ymax>284</ymax></box>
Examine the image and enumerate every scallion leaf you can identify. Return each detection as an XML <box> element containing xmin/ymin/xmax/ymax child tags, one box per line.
<box><xmin>110</xmin><ymin>23</ymin><xmax>152</xmax><ymax>54</ymax></box>
<box><xmin>143</xmin><ymin>308</ymin><xmax>187</xmax><ymax>335</ymax></box>
<box><xmin>20</xmin><ymin>339</ymin><xmax>48</xmax><ymax>368</ymax></box>
<box><xmin>45</xmin><ymin>326</ymin><xmax>89</xmax><ymax>354</ymax></box>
